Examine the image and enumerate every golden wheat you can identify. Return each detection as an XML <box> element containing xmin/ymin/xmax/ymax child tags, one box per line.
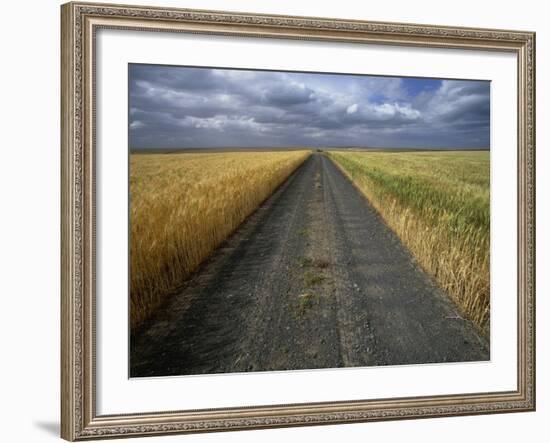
<box><xmin>130</xmin><ymin>150</ymin><xmax>311</xmax><ymax>331</ymax></box>
<box><xmin>328</xmin><ymin>150</ymin><xmax>490</xmax><ymax>334</ymax></box>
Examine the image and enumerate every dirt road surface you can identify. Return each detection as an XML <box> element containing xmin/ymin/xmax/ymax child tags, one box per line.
<box><xmin>130</xmin><ymin>153</ymin><xmax>489</xmax><ymax>377</ymax></box>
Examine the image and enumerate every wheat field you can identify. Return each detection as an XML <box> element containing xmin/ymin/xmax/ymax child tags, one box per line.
<box><xmin>130</xmin><ymin>150</ymin><xmax>311</xmax><ymax>331</ymax></box>
<box><xmin>328</xmin><ymin>150</ymin><xmax>490</xmax><ymax>334</ymax></box>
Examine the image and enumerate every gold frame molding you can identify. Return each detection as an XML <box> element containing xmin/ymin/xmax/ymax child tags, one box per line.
<box><xmin>61</xmin><ymin>2</ymin><xmax>536</xmax><ymax>440</ymax></box>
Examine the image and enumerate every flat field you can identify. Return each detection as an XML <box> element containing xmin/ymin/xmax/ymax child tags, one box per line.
<box><xmin>131</xmin><ymin>153</ymin><xmax>489</xmax><ymax>377</ymax></box>
<box><xmin>130</xmin><ymin>150</ymin><xmax>310</xmax><ymax>331</ymax></box>
<box><xmin>328</xmin><ymin>150</ymin><xmax>490</xmax><ymax>333</ymax></box>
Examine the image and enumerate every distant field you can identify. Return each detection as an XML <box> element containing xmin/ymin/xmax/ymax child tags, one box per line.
<box><xmin>130</xmin><ymin>150</ymin><xmax>311</xmax><ymax>331</ymax></box>
<box><xmin>329</xmin><ymin>150</ymin><xmax>490</xmax><ymax>333</ymax></box>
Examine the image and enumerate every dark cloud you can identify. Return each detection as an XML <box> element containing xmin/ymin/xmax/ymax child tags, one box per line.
<box><xmin>262</xmin><ymin>83</ymin><xmax>316</xmax><ymax>107</ymax></box>
<box><xmin>129</xmin><ymin>64</ymin><xmax>490</xmax><ymax>149</ymax></box>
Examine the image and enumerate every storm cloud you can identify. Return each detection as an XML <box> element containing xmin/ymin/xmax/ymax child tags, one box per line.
<box><xmin>129</xmin><ymin>64</ymin><xmax>490</xmax><ymax>149</ymax></box>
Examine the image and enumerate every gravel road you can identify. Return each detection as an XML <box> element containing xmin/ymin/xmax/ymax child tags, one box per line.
<box><xmin>130</xmin><ymin>153</ymin><xmax>489</xmax><ymax>377</ymax></box>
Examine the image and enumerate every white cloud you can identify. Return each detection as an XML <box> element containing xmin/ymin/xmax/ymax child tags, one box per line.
<box><xmin>130</xmin><ymin>120</ymin><xmax>145</xmax><ymax>129</ymax></box>
<box><xmin>360</xmin><ymin>103</ymin><xmax>421</xmax><ymax>121</ymax></box>
<box><xmin>180</xmin><ymin>115</ymin><xmax>264</xmax><ymax>133</ymax></box>
<box><xmin>346</xmin><ymin>104</ymin><xmax>358</xmax><ymax>114</ymax></box>
<box><xmin>394</xmin><ymin>103</ymin><xmax>421</xmax><ymax>120</ymax></box>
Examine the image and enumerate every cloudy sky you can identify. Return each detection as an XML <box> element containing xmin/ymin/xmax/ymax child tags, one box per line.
<box><xmin>129</xmin><ymin>64</ymin><xmax>490</xmax><ymax>149</ymax></box>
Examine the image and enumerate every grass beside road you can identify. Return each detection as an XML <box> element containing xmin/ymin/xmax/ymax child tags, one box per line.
<box><xmin>130</xmin><ymin>150</ymin><xmax>311</xmax><ymax>331</ymax></box>
<box><xmin>328</xmin><ymin>150</ymin><xmax>490</xmax><ymax>334</ymax></box>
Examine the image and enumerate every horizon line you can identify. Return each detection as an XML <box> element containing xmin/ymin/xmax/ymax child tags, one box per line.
<box><xmin>130</xmin><ymin>146</ymin><xmax>491</xmax><ymax>152</ymax></box>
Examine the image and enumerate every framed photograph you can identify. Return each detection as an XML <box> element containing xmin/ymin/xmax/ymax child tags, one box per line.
<box><xmin>61</xmin><ymin>1</ymin><xmax>536</xmax><ymax>440</ymax></box>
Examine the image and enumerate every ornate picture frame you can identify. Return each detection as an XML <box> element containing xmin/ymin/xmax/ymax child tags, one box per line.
<box><xmin>61</xmin><ymin>2</ymin><xmax>535</xmax><ymax>440</ymax></box>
